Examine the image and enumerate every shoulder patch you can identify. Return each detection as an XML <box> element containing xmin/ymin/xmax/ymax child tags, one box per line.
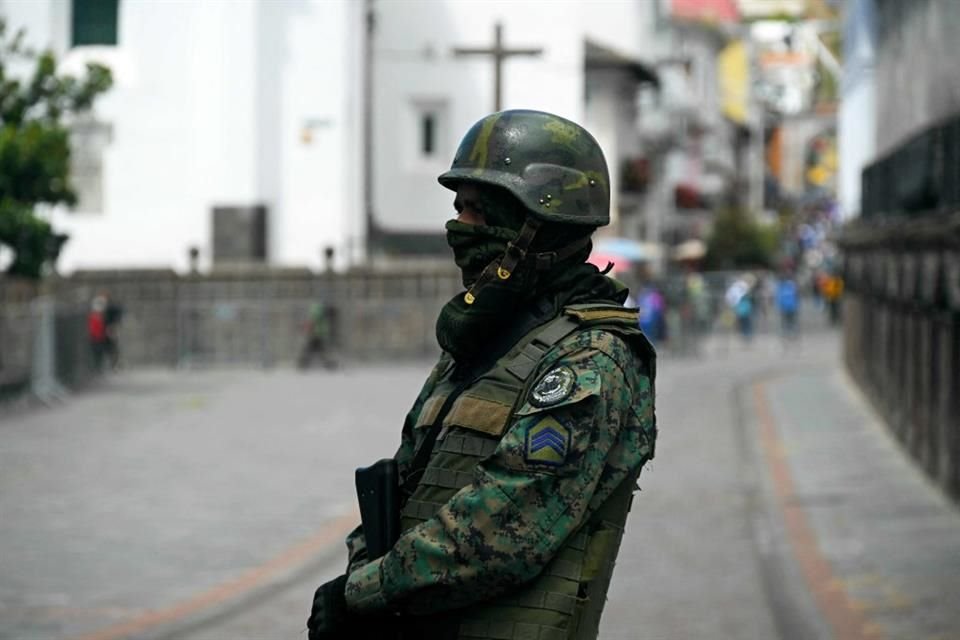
<box><xmin>525</xmin><ymin>417</ymin><xmax>571</xmax><ymax>466</ymax></box>
<box><xmin>530</xmin><ymin>366</ymin><xmax>576</xmax><ymax>407</ymax></box>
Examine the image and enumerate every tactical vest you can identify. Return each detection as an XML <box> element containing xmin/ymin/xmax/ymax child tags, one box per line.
<box><xmin>400</xmin><ymin>303</ymin><xmax>655</xmax><ymax>640</ymax></box>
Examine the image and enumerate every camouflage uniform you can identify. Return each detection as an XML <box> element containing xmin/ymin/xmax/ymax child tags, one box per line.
<box><xmin>316</xmin><ymin>110</ymin><xmax>657</xmax><ymax>640</ymax></box>
<box><xmin>343</xmin><ymin>304</ymin><xmax>656</xmax><ymax>638</ymax></box>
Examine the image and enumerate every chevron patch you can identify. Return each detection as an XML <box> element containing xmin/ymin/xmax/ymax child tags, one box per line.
<box><xmin>525</xmin><ymin>417</ymin><xmax>570</xmax><ymax>466</ymax></box>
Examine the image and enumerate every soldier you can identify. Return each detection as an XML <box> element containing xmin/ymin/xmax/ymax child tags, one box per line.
<box><xmin>308</xmin><ymin>109</ymin><xmax>657</xmax><ymax>640</ymax></box>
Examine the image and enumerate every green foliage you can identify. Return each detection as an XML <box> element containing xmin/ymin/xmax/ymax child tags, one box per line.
<box><xmin>0</xmin><ymin>18</ymin><xmax>112</xmax><ymax>279</ymax></box>
<box><xmin>0</xmin><ymin>205</ymin><xmax>67</xmax><ymax>278</ymax></box>
<box><xmin>704</xmin><ymin>208</ymin><xmax>779</xmax><ymax>270</ymax></box>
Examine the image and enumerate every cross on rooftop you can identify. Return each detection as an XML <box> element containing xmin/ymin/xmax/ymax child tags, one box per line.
<box><xmin>452</xmin><ymin>23</ymin><xmax>543</xmax><ymax>111</ymax></box>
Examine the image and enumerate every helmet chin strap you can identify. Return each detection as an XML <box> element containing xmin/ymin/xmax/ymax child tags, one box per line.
<box><xmin>463</xmin><ymin>218</ymin><xmax>593</xmax><ymax>305</ymax></box>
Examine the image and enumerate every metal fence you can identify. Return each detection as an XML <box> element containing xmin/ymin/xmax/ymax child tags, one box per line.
<box><xmin>841</xmin><ymin>241</ymin><xmax>960</xmax><ymax>502</ymax></box>
<box><xmin>861</xmin><ymin>111</ymin><xmax>960</xmax><ymax>219</ymax></box>
<box><xmin>844</xmin><ymin>293</ymin><xmax>959</xmax><ymax>501</ymax></box>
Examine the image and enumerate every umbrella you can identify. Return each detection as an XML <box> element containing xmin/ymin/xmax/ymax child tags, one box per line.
<box><xmin>593</xmin><ymin>237</ymin><xmax>649</xmax><ymax>262</ymax></box>
<box><xmin>672</xmin><ymin>239</ymin><xmax>707</xmax><ymax>261</ymax></box>
<box><xmin>587</xmin><ymin>252</ymin><xmax>634</xmax><ymax>273</ymax></box>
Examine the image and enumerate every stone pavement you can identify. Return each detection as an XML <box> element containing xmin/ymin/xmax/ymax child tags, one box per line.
<box><xmin>602</xmin><ymin>332</ymin><xmax>960</xmax><ymax>640</ymax></box>
<box><xmin>757</xmin><ymin>358</ymin><xmax>960</xmax><ymax>640</ymax></box>
<box><xmin>0</xmin><ymin>364</ymin><xmax>425</xmax><ymax>640</ymax></box>
<box><xmin>1</xmin><ymin>331</ymin><xmax>958</xmax><ymax>640</ymax></box>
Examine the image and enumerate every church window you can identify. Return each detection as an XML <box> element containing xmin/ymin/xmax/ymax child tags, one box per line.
<box><xmin>72</xmin><ymin>0</ymin><xmax>120</xmax><ymax>47</ymax></box>
<box><xmin>421</xmin><ymin>113</ymin><xmax>436</xmax><ymax>156</ymax></box>
<box><xmin>411</xmin><ymin>100</ymin><xmax>447</xmax><ymax>167</ymax></box>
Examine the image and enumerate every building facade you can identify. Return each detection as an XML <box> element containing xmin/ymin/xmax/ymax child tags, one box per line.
<box><xmin>3</xmin><ymin>0</ymin><xmax>737</xmax><ymax>273</ymax></box>
<box><xmin>367</xmin><ymin>0</ymin><xmax>661</xmax><ymax>259</ymax></box>
<box><xmin>838</xmin><ymin>0</ymin><xmax>876</xmax><ymax>220</ymax></box>
<box><xmin>1</xmin><ymin>0</ymin><xmax>365</xmax><ymax>273</ymax></box>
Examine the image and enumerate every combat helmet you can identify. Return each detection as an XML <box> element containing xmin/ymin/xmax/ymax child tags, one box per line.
<box><xmin>438</xmin><ymin>109</ymin><xmax>610</xmax><ymax>226</ymax></box>
<box><xmin>438</xmin><ymin>110</ymin><xmax>610</xmax><ymax>302</ymax></box>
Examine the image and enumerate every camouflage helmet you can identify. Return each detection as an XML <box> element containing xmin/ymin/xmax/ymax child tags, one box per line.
<box><xmin>438</xmin><ymin>110</ymin><xmax>610</xmax><ymax>227</ymax></box>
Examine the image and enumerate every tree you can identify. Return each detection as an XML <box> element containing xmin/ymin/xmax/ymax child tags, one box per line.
<box><xmin>704</xmin><ymin>208</ymin><xmax>779</xmax><ymax>270</ymax></box>
<box><xmin>0</xmin><ymin>19</ymin><xmax>112</xmax><ymax>278</ymax></box>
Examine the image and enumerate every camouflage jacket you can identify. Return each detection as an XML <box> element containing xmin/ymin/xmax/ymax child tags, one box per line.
<box><xmin>342</xmin><ymin>309</ymin><xmax>656</xmax><ymax>624</ymax></box>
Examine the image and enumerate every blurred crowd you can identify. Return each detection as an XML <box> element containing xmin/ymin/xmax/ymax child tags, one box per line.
<box><xmin>622</xmin><ymin>203</ymin><xmax>846</xmax><ymax>355</ymax></box>
<box><xmin>626</xmin><ymin>263</ymin><xmax>843</xmax><ymax>357</ymax></box>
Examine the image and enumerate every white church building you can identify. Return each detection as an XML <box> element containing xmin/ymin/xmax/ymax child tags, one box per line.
<box><xmin>1</xmin><ymin>0</ymin><xmax>671</xmax><ymax>273</ymax></box>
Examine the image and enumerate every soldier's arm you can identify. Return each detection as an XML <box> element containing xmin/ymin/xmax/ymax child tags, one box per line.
<box><xmin>344</xmin><ymin>346</ymin><xmax>654</xmax><ymax>614</ymax></box>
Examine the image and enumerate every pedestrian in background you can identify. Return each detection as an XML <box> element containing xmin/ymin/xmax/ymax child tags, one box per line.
<box><xmin>725</xmin><ymin>274</ymin><xmax>756</xmax><ymax>343</ymax></box>
<box><xmin>638</xmin><ymin>281</ymin><xmax>666</xmax><ymax>344</ymax></box>
<box><xmin>307</xmin><ymin>110</ymin><xmax>657</xmax><ymax>640</ymax></box>
<box><xmin>682</xmin><ymin>270</ymin><xmax>710</xmax><ymax>356</ymax></box>
<box><xmin>297</xmin><ymin>301</ymin><xmax>337</xmax><ymax>370</ymax></box>
<box><xmin>102</xmin><ymin>292</ymin><xmax>123</xmax><ymax>370</ymax></box>
<box><xmin>821</xmin><ymin>271</ymin><xmax>843</xmax><ymax>326</ymax></box>
<box><xmin>734</xmin><ymin>289</ymin><xmax>755</xmax><ymax>341</ymax></box>
<box><xmin>87</xmin><ymin>295</ymin><xmax>107</xmax><ymax>370</ymax></box>
<box><xmin>775</xmin><ymin>272</ymin><xmax>800</xmax><ymax>346</ymax></box>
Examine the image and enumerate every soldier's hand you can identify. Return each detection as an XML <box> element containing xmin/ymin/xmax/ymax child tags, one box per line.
<box><xmin>307</xmin><ymin>574</ymin><xmax>349</xmax><ymax>640</ymax></box>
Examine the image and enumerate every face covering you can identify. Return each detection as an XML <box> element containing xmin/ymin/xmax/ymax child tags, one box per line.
<box><xmin>438</xmin><ymin>217</ymin><xmax>528</xmax><ymax>362</ymax></box>
<box><xmin>436</xmin><ymin>189</ymin><xmax>621</xmax><ymax>364</ymax></box>
<box><xmin>444</xmin><ymin>219</ymin><xmax>517</xmax><ymax>287</ymax></box>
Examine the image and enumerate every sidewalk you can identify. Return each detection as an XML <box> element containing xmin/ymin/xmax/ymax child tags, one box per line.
<box><xmin>753</xmin><ymin>342</ymin><xmax>960</xmax><ymax>640</ymax></box>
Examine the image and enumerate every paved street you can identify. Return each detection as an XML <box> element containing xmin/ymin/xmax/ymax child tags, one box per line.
<box><xmin>2</xmin><ymin>330</ymin><xmax>958</xmax><ymax>640</ymax></box>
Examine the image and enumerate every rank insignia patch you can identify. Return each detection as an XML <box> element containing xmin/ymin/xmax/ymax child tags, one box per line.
<box><xmin>530</xmin><ymin>366</ymin><xmax>575</xmax><ymax>407</ymax></box>
<box><xmin>525</xmin><ymin>417</ymin><xmax>571</xmax><ymax>466</ymax></box>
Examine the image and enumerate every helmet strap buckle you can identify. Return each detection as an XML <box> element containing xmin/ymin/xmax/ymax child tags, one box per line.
<box><xmin>498</xmin><ymin>218</ymin><xmax>541</xmax><ymax>280</ymax></box>
<box><xmin>463</xmin><ymin>218</ymin><xmax>541</xmax><ymax>303</ymax></box>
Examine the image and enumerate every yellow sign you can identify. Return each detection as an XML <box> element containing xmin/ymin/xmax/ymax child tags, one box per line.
<box><xmin>718</xmin><ymin>40</ymin><xmax>749</xmax><ymax>125</ymax></box>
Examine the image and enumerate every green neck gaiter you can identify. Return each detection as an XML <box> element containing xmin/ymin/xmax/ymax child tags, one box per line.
<box><xmin>437</xmin><ymin>220</ymin><xmax>524</xmax><ymax>362</ymax></box>
<box><xmin>436</xmin><ymin>219</ymin><xmax>626</xmax><ymax>363</ymax></box>
<box><xmin>444</xmin><ymin>220</ymin><xmax>517</xmax><ymax>288</ymax></box>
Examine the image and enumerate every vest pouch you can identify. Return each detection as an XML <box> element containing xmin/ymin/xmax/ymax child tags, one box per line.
<box><xmin>456</xmin><ymin>573</ymin><xmax>581</xmax><ymax>640</ymax></box>
<box><xmin>442</xmin><ymin>378</ymin><xmax>521</xmax><ymax>437</ymax></box>
<box><xmin>402</xmin><ymin>373</ymin><xmax>530</xmax><ymax>536</ymax></box>
<box><xmin>400</xmin><ymin>443</ymin><xmax>481</xmax><ymax>532</ymax></box>
<box><xmin>400</xmin><ymin>427</ymin><xmax>501</xmax><ymax>533</ymax></box>
<box><xmin>455</xmin><ymin>530</ymin><xmax>590</xmax><ymax>640</ymax></box>
<box><xmin>415</xmin><ymin>392</ymin><xmax>451</xmax><ymax>430</ymax></box>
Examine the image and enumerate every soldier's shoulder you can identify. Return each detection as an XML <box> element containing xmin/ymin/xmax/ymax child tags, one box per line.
<box><xmin>550</xmin><ymin>303</ymin><xmax>652</xmax><ymax>373</ymax></box>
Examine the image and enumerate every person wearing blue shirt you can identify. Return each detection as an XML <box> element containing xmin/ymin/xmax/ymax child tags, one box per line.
<box><xmin>775</xmin><ymin>275</ymin><xmax>800</xmax><ymax>341</ymax></box>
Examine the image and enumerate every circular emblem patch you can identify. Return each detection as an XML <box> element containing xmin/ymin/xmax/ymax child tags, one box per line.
<box><xmin>530</xmin><ymin>366</ymin><xmax>576</xmax><ymax>407</ymax></box>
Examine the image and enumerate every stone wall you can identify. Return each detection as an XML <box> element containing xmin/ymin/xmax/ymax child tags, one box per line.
<box><xmin>0</xmin><ymin>279</ymin><xmax>40</xmax><ymax>396</ymax></box>
<box><xmin>4</xmin><ymin>267</ymin><xmax>463</xmax><ymax>374</ymax></box>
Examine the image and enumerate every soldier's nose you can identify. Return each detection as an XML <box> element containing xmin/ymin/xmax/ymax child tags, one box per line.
<box><xmin>457</xmin><ymin>209</ymin><xmax>485</xmax><ymax>226</ymax></box>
